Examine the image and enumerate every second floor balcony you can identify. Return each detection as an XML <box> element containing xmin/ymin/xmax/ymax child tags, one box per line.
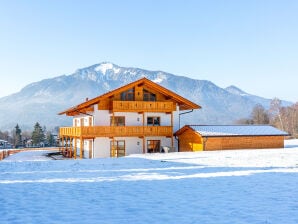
<box><xmin>59</xmin><ymin>126</ymin><xmax>173</xmax><ymax>138</ymax></box>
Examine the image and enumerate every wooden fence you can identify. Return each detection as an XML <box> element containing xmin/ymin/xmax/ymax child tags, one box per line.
<box><xmin>0</xmin><ymin>148</ymin><xmax>59</xmax><ymax>161</ymax></box>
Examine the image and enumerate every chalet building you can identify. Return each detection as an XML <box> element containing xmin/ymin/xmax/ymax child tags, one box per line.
<box><xmin>58</xmin><ymin>78</ymin><xmax>200</xmax><ymax>158</ymax></box>
<box><xmin>174</xmin><ymin>125</ymin><xmax>288</xmax><ymax>152</ymax></box>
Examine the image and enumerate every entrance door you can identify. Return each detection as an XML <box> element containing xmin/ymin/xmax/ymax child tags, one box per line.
<box><xmin>147</xmin><ymin>140</ymin><xmax>160</xmax><ymax>153</ymax></box>
<box><xmin>110</xmin><ymin>140</ymin><xmax>125</xmax><ymax>157</ymax></box>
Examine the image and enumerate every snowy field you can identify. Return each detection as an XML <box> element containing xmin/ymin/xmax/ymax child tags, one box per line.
<box><xmin>0</xmin><ymin>140</ymin><xmax>298</xmax><ymax>224</ymax></box>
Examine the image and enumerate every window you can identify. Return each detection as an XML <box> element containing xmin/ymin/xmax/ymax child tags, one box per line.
<box><xmin>147</xmin><ymin>117</ymin><xmax>160</xmax><ymax>126</ymax></box>
<box><xmin>110</xmin><ymin>116</ymin><xmax>125</xmax><ymax>126</ymax></box>
<box><xmin>147</xmin><ymin>140</ymin><xmax>160</xmax><ymax>153</ymax></box>
<box><xmin>121</xmin><ymin>88</ymin><xmax>134</xmax><ymax>101</ymax></box>
<box><xmin>110</xmin><ymin>140</ymin><xmax>125</xmax><ymax>157</ymax></box>
<box><xmin>143</xmin><ymin>89</ymin><xmax>156</xmax><ymax>101</ymax></box>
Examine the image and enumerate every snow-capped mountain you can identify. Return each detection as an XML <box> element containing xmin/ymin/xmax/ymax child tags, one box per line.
<box><xmin>0</xmin><ymin>62</ymin><xmax>292</xmax><ymax>130</ymax></box>
<box><xmin>225</xmin><ymin>85</ymin><xmax>279</xmax><ymax>108</ymax></box>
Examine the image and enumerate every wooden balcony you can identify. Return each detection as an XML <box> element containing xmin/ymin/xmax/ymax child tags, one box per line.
<box><xmin>112</xmin><ymin>101</ymin><xmax>176</xmax><ymax>112</ymax></box>
<box><xmin>59</xmin><ymin>126</ymin><xmax>173</xmax><ymax>138</ymax></box>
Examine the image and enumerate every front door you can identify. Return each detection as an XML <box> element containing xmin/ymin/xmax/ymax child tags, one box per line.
<box><xmin>110</xmin><ymin>140</ymin><xmax>125</xmax><ymax>157</ymax></box>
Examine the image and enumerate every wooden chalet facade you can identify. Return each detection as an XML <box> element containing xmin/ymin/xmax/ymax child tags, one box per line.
<box><xmin>58</xmin><ymin>78</ymin><xmax>200</xmax><ymax>158</ymax></box>
<box><xmin>175</xmin><ymin>125</ymin><xmax>288</xmax><ymax>152</ymax></box>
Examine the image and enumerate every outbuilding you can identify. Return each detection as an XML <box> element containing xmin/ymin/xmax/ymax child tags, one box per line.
<box><xmin>175</xmin><ymin>125</ymin><xmax>288</xmax><ymax>151</ymax></box>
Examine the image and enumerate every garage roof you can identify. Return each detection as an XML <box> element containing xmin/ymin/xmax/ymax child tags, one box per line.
<box><xmin>175</xmin><ymin>125</ymin><xmax>288</xmax><ymax>137</ymax></box>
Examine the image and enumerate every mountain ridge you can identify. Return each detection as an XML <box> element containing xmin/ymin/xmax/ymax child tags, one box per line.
<box><xmin>0</xmin><ymin>62</ymin><xmax>292</xmax><ymax>131</ymax></box>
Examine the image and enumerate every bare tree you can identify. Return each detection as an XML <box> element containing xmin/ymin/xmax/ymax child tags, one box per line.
<box><xmin>251</xmin><ymin>104</ymin><xmax>269</xmax><ymax>124</ymax></box>
<box><xmin>269</xmin><ymin>98</ymin><xmax>284</xmax><ymax>130</ymax></box>
<box><xmin>234</xmin><ymin>118</ymin><xmax>253</xmax><ymax>125</ymax></box>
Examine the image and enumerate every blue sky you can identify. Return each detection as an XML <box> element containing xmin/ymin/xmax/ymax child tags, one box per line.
<box><xmin>0</xmin><ymin>0</ymin><xmax>297</xmax><ymax>102</ymax></box>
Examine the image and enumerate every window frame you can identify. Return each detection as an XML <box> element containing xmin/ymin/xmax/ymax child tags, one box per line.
<box><xmin>120</xmin><ymin>88</ymin><xmax>134</xmax><ymax>101</ymax></box>
<box><xmin>147</xmin><ymin>116</ymin><xmax>160</xmax><ymax>126</ymax></box>
<box><xmin>110</xmin><ymin>140</ymin><xmax>125</xmax><ymax>157</ymax></box>
<box><xmin>143</xmin><ymin>89</ymin><xmax>156</xmax><ymax>101</ymax></box>
<box><xmin>110</xmin><ymin>116</ymin><xmax>125</xmax><ymax>126</ymax></box>
<box><xmin>147</xmin><ymin>140</ymin><xmax>160</xmax><ymax>153</ymax></box>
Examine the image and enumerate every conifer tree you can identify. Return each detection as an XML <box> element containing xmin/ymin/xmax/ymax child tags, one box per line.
<box><xmin>32</xmin><ymin>122</ymin><xmax>45</xmax><ymax>146</ymax></box>
<box><xmin>14</xmin><ymin>124</ymin><xmax>22</xmax><ymax>148</ymax></box>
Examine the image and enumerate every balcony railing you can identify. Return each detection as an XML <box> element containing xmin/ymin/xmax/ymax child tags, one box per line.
<box><xmin>112</xmin><ymin>101</ymin><xmax>176</xmax><ymax>112</ymax></box>
<box><xmin>59</xmin><ymin>126</ymin><xmax>173</xmax><ymax>138</ymax></box>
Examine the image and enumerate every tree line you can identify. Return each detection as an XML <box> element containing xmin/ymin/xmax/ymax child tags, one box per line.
<box><xmin>236</xmin><ymin>98</ymin><xmax>298</xmax><ymax>138</ymax></box>
<box><xmin>0</xmin><ymin>122</ymin><xmax>58</xmax><ymax>148</ymax></box>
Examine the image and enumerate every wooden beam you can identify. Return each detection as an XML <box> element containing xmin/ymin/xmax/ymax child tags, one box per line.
<box><xmin>171</xmin><ymin>111</ymin><xmax>174</xmax><ymax>148</ymax></box>
<box><xmin>74</xmin><ymin>138</ymin><xmax>77</xmax><ymax>159</ymax></box>
<box><xmin>80</xmin><ymin>137</ymin><xmax>83</xmax><ymax>159</ymax></box>
<box><xmin>143</xmin><ymin>112</ymin><xmax>145</xmax><ymax>153</ymax></box>
<box><xmin>143</xmin><ymin>137</ymin><xmax>145</xmax><ymax>154</ymax></box>
<box><xmin>69</xmin><ymin>138</ymin><xmax>73</xmax><ymax>158</ymax></box>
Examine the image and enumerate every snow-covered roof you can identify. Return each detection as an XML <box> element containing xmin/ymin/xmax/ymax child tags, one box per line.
<box><xmin>186</xmin><ymin>125</ymin><xmax>288</xmax><ymax>137</ymax></box>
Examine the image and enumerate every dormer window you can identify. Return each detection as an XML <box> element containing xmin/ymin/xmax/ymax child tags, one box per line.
<box><xmin>120</xmin><ymin>88</ymin><xmax>134</xmax><ymax>101</ymax></box>
<box><xmin>143</xmin><ymin>89</ymin><xmax>156</xmax><ymax>101</ymax></box>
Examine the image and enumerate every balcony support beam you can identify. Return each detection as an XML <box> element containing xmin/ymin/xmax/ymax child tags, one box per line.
<box><xmin>74</xmin><ymin>138</ymin><xmax>77</xmax><ymax>159</ymax></box>
<box><xmin>80</xmin><ymin>137</ymin><xmax>83</xmax><ymax>159</ymax></box>
<box><xmin>171</xmin><ymin>111</ymin><xmax>174</xmax><ymax>148</ymax></box>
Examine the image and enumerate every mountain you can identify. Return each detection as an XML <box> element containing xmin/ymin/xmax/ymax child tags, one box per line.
<box><xmin>225</xmin><ymin>85</ymin><xmax>281</xmax><ymax>109</ymax></box>
<box><xmin>0</xmin><ymin>62</ymin><xmax>292</xmax><ymax>131</ymax></box>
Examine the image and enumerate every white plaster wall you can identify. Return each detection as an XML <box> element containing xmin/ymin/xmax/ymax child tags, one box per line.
<box><xmin>173</xmin><ymin>137</ymin><xmax>178</xmax><ymax>152</ymax></box>
<box><xmin>93</xmin><ymin>110</ymin><xmax>110</xmax><ymax>126</ymax></box>
<box><xmin>73</xmin><ymin>115</ymin><xmax>93</xmax><ymax>127</ymax></box>
<box><xmin>145</xmin><ymin>112</ymin><xmax>171</xmax><ymax>126</ymax></box>
<box><xmin>93</xmin><ymin>137</ymin><xmax>142</xmax><ymax>158</ymax></box>
<box><xmin>114</xmin><ymin>137</ymin><xmax>143</xmax><ymax>155</ymax></box>
<box><xmin>83</xmin><ymin>139</ymin><xmax>93</xmax><ymax>159</ymax></box>
<box><xmin>173</xmin><ymin>106</ymin><xmax>180</xmax><ymax>132</ymax></box>
<box><xmin>91</xmin><ymin>107</ymin><xmax>179</xmax><ymax>128</ymax></box>
<box><xmin>93</xmin><ymin>137</ymin><xmax>110</xmax><ymax>158</ymax></box>
<box><xmin>144</xmin><ymin>136</ymin><xmax>172</xmax><ymax>153</ymax></box>
<box><xmin>80</xmin><ymin>136</ymin><xmax>177</xmax><ymax>158</ymax></box>
<box><xmin>74</xmin><ymin>138</ymin><xmax>80</xmax><ymax>157</ymax></box>
<box><xmin>114</xmin><ymin>112</ymin><xmax>143</xmax><ymax>126</ymax></box>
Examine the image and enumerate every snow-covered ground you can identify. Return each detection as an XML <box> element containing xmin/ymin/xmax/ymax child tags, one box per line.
<box><xmin>0</xmin><ymin>140</ymin><xmax>297</xmax><ymax>224</ymax></box>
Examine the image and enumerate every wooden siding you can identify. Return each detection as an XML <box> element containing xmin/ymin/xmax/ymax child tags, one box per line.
<box><xmin>204</xmin><ymin>135</ymin><xmax>285</xmax><ymax>150</ymax></box>
<box><xmin>178</xmin><ymin>129</ymin><xmax>203</xmax><ymax>152</ymax></box>
<box><xmin>60</xmin><ymin>126</ymin><xmax>172</xmax><ymax>138</ymax></box>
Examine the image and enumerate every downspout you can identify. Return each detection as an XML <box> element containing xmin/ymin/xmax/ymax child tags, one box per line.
<box><xmin>203</xmin><ymin>136</ymin><xmax>208</xmax><ymax>151</ymax></box>
<box><xmin>174</xmin><ymin>135</ymin><xmax>180</xmax><ymax>152</ymax></box>
<box><xmin>179</xmin><ymin>109</ymin><xmax>194</xmax><ymax>130</ymax></box>
<box><xmin>176</xmin><ymin>109</ymin><xmax>194</xmax><ymax>152</ymax></box>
